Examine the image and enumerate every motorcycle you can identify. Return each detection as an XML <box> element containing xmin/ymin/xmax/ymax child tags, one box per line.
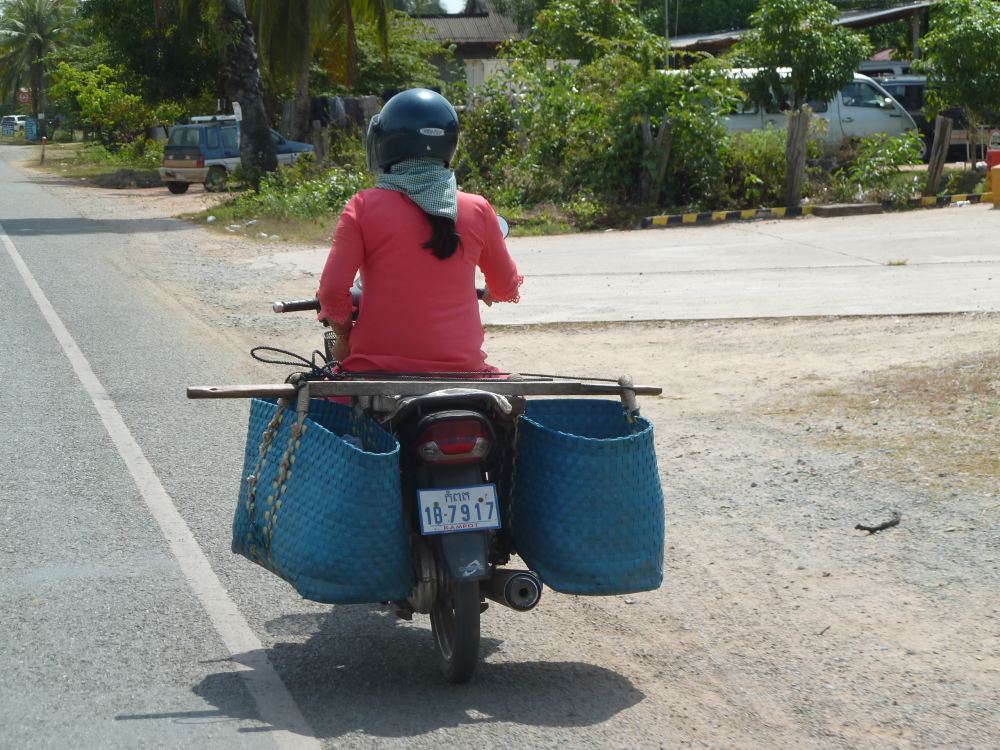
<box><xmin>188</xmin><ymin>221</ymin><xmax>662</xmax><ymax>683</ymax></box>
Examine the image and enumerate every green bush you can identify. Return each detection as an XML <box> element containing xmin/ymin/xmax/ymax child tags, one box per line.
<box><xmin>72</xmin><ymin>139</ymin><xmax>164</xmax><ymax>170</ymax></box>
<box><xmin>715</xmin><ymin>127</ymin><xmax>787</xmax><ymax>208</ymax></box>
<box><xmin>226</xmin><ymin>161</ymin><xmax>372</xmax><ymax>221</ymax></box>
<box><xmin>832</xmin><ymin>130</ymin><xmax>924</xmax><ymax>202</ymax></box>
<box><xmin>456</xmin><ymin>51</ymin><xmax>740</xmax><ymax>225</ymax></box>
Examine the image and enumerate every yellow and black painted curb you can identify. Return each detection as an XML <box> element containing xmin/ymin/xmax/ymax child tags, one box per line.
<box><xmin>641</xmin><ymin>191</ymin><xmax>994</xmax><ymax>229</ymax></box>
<box><xmin>900</xmin><ymin>191</ymin><xmax>993</xmax><ymax>209</ymax></box>
<box><xmin>641</xmin><ymin>205</ymin><xmax>813</xmax><ymax>229</ymax></box>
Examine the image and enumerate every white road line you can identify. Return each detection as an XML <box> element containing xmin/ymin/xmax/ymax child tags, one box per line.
<box><xmin>1</xmin><ymin>222</ymin><xmax>321</xmax><ymax>750</ymax></box>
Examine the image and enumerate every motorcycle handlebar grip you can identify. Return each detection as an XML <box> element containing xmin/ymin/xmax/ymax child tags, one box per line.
<box><xmin>272</xmin><ymin>298</ymin><xmax>321</xmax><ymax>313</ymax></box>
<box><xmin>275</xmin><ymin>291</ymin><xmax>482</xmax><ymax>313</ymax></box>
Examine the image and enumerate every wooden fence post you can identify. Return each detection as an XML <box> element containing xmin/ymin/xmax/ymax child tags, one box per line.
<box><xmin>924</xmin><ymin>115</ymin><xmax>953</xmax><ymax>196</ymax></box>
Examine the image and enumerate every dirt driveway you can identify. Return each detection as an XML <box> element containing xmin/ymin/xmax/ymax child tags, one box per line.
<box><xmin>22</xmin><ymin>165</ymin><xmax>1000</xmax><ymax>749</ymax></box>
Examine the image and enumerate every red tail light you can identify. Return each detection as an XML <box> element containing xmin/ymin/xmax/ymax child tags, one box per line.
<box><xmin>195</xmin><ymin>155</ymin><xmax>205</xmax><ymax>167</ymax></box>
<box><xmin>416</xmin><ymin>419</ymin><xmax>492</xmax><ymax>465</ymax></box>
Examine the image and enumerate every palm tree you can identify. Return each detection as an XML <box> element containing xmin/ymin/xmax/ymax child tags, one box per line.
<box><xmin>174</xmin><ymin>0</ymin><xmax>277</xmax><ymax>182</ymax></box>
<box><xmin>251</xmin><ymin>0</ymin><xmax>390</xmax><ymax>141</ymax></box>
<box><xmin>217</xmin><ymin>0</ymin><xmax>278</xmax><ymax>181</ymax></box>
<box><xmin>0</xmin><ymin>0</ymin><xmax>74</xmax><ymax>139</ymax></box>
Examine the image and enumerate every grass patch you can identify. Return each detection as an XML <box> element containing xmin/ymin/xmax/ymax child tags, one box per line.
<box><xmin>184</xmin><ymin>207</ymin><xmax>336</xmax><ymax>246</ymax></box>
<box><xmin>780</xmin><ymin>352</ymin><xmax>1000</xmax><ymax>495</ymax></box>
<box><xmin>32</xmin><ymin>142</ymin><xmax>163</xmax><ymax>187</ymax></box>
<box><xmin>495</xmin><ymin>203</ymin><xmax>576</xmax><ymax>236</ymax></box>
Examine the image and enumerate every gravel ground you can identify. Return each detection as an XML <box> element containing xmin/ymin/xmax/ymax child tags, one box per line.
<box><xmin>20</xmin><ymin>164</ymin><xmax>1000</xmax><ymax>749</ymax></box>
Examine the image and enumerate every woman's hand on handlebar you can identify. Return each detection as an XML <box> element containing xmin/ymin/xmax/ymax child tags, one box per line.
<box><xmin>328</xmin><ymin>320</ymin><xmax>352</xmax><ymax>362</ymax></box>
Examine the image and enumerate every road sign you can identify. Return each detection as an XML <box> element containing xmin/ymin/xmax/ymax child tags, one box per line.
<box><xmin>24</xmin><ymin>118</ymin><xmax>38</xmax><ymax>141</ymax></box>
<box><xmin>17</xmin><ymin>89</ymin><xmax>31</xmax><ymax>104</ymax></box>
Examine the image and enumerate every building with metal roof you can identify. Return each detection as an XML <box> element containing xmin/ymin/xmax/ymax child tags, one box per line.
<box><xmin>671</xmin><ymin>1</ymin><xmax>934</xmax><ymax>56</ymax></box>
<box><xmin>418</xmin><ymin>0</ymin><xmax>524</xmax><ymax>89</ymax></box>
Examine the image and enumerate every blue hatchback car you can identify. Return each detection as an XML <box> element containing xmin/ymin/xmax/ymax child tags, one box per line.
<box><xmin>159</xmin><ymin>116</ymin><xmax>314</xmax><ymax>194</ymax></box>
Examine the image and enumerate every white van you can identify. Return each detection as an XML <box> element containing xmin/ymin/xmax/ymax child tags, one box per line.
<box><xmin>723</xmin><ymin>71</ymin><xmax>917</xmax><ymax>146</ymax></box>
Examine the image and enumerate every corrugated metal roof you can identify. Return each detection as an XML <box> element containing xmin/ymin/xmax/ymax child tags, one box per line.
<box><xmin>420</xmin><ymin>0</ymin><xmax>523</xmax><ymax>46</ymax></box>
<box><xmin>671</xmin><ymin>1</ymin><xmax>934</xmax><ymax>51</ymax></box>
<box><xmin>838</xmin><ymin>0</ymin><xmax>934</xmax><ymax>27</ymax></box>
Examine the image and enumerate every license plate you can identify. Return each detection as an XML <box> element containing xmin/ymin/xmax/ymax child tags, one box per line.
<box><xmin>417</xmin><ymin>484</ymin><xmax>500</xmax><ymax>535</ymax></box>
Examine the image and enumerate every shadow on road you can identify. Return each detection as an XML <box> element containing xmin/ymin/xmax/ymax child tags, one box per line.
<box><xmin>0</xmin><ymin>217</ymin><xmax>187</xmax><ymax>236</ymax></box>
<box><xmin>189</xmin><ymin>605</ymin><xmax>645</xmax><ymax>740</ymax></box>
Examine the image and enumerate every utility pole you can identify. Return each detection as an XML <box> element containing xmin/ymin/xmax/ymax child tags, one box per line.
<box><xmin>664</xmin><ymin>0</ymin><xmax>670</xmax><ymax>67</ymax></box>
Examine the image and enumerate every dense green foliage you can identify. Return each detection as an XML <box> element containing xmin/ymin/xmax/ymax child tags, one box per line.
<box><xmin>456</xmin><ymin>0</ymin><xmax>742</xmax><ymax>224</ymax></box>
<box><xmin>733</xmin><ymin>0</ymin><xmax>869</xmax><ymax>206</ymax></box>
<box><xmin>225</xmin><ymin>155</ymin><xmax>372</xmax><ymax>220</ymax></box>
<box><xmin>833</xmin><ymin>129</ymin><xmax>924</xmax><ymax>202</ymax></box>
<box><xmin>49</xmin><ymin>62</ymin><xmax>183</xmax><ymax>143</ymax></box>
<box><xmin>78</xmin><ymin>0</ymin><xmax>223</xmax><ymax>104</ymax></box>
<box><xmin>0</xmin><ymin>0</ymin><xmax>76</xmax><ymax>134</ymax></box>
<box><xmin>3</xmin><ymin>0</ymin><xmax>958</xmax><ymax>229</ymax></box>
<box><xmin>71</xmin><ymin>139</ymin><xmax>166</xmax><ymax>170</ymax></box>
<box><xmin>737</xmin><ymin>0</ymin><xmax>870</xmax><ymax>111</ymax></box>
<box><xmin>333</xmin><ymin>11</ymin><xmax>449</xmax><ymax>96</ymax></box>
<box><xmin>917</xmin><ymin>0</ymin><xmax>1000</xmax><ymax>123</ymax></box>
<box><xmin>495</xmin><ymin>0</ymin><xmax>907</xmax><ymax>38</ymax></box>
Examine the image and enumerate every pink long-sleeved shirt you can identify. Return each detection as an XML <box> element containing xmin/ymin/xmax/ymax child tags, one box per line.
<box><xmin>317</xmin><ymin>188</ymin><xmax>522</xmax><ymax>374</ymax></box>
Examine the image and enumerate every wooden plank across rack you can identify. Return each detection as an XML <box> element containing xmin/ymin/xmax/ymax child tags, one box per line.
<box><xmin>187</xmin><ymin>380</ymin><xmax>663</xmax><ymax>400</ymax></box>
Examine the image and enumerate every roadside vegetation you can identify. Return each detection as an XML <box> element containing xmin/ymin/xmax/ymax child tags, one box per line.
<box><xmin>1</xmin><ymin>0</ymin><xmax>997</xmax><ymax>236</ymax></box>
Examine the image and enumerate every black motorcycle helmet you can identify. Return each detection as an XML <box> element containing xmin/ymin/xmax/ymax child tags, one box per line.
<box><xmin>368</xmin><ymin>88</ymin><xmax>459</xmax><ymax>170</ymax></box>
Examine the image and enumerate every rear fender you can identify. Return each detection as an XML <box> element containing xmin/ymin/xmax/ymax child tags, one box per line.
<box><xmin>437</xmin><ymin>532</ymin><xmax>490</xmax><ymax>581</ymax></box>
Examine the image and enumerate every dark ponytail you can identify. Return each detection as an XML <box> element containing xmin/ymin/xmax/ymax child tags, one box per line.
<box><xmin>423</xmin><ymin>213</ymin><xmax>461</xmax><ymax>260</ymax></box>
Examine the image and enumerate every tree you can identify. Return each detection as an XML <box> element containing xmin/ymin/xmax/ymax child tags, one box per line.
<box><xmin>168</xmin><ymin>0</ymin><xmax>275</xmax><ymax>183</ymax></box>
<box><xmin>0</xmin><ymin>0</ymin><xmax>75</xmax><ymax>139</ymax></box>
<box><xmin>524</xmin><ymin>0</ymin><xmax>652</xmax><ymax>64</ymax></box>
<box><xmin>48</xmin><ymin>61</ymin><xmax>183</xmax><ymax>143</ymax></box>
<box><xmin>492</xmin><ymin>0</ymin><xmax>548</xmax><ymax>31</ymax></box>
<box><xmin>918</xmin><ymin>0</ymin><xmax>1000</xmax><ymax>142</ymax></box>
<box><xmin>460</xmin><ymin>0</ymin><xmax>740</xmax><ymax>220</ymax></box>
<box><xmin>79</xmin><ymin>0</ymin><xmax>223</xmax><ymax>105</ymax></box>
<box><xmin>346</xmin><ymin>10</ymin><xmax>448</xmax><ymax>96</ymax></box>
<box><xmin>736</xmin><ymin>0</ymin><xmax>869</xmax><ymax>206</ymax></box>
<box><xmin>251</xmin><ymin>0</ymin><xmax>390</xmax><ymax>141</ymax></box>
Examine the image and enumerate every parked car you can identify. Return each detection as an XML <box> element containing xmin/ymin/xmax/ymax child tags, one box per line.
<box><xmin>875</xmin><ymin>75</ymin><xmax>998</xmax><ymax>160</ymax></box>
<box><xmin>722</xmin><ymin>71</ymin><xmax>917</xmax><ymax>149</ymax></box>
<box><xmin>159</xmin><ymin>117</ymin><xmax>314</xmax><ymax>194</ymax></box>
<box><xmin>860</xmin><ymin>60</ymin><xmax>913</xmax><ymax>78</ymax></box>
<box><xmin>1</xmin><ymin>114</ymin><xmax>28</xmax><ymax>133</ymax></box>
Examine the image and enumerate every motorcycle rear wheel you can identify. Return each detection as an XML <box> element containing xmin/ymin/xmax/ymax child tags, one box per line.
<box><xmin>430</xmin><ymin>580</ymin><xmax>480</xmax><ymax>683</ymax></box>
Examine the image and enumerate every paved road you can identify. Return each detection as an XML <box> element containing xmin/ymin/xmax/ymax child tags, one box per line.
<box><xmin>2</xmin><ymin>144</ymin><xmax>998</xmax><ymax>750</ymax></box>
<box><xmin>246</xmin><ymin>204</ymin><xmax>1000</xmax><ymax>324</ymax></box>
<box><xmin>484</xmin><ymin>208</ymin><xmax>1000</xmax><ymax>323</ymax></box>
<box><xmin>1</xmin><ymin>150</ymin><xmax>299</xmax><ymax>748</ymax></box>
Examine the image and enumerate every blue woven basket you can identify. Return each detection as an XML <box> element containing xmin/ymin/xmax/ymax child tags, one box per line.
<box><xmin>233</xmin><ymin>398</ymin><xmax>412</xmax><ymax>604</ymax></box>
<box><xmin>511</xmin><ymin>399</ymin><xmax>664</xmax><ymax>595</ymax></box>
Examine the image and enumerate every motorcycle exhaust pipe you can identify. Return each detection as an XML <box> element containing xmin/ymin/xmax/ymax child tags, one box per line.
<box><xmin>482</xmin><ymin>569</ymin><xmax>543</xmax><ymax>612</ymax></box>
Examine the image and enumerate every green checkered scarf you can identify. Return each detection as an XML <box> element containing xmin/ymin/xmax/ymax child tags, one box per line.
<box><xmin>374</xmin><ymin>158</ymin><xmax>458</xmax><ymax>221</ymax></box>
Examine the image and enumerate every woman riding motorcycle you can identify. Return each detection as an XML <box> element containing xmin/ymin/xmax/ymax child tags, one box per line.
<box><xmin>317</xmin><ymin>88</ymin><xmax>523</xmax><ymax>373</ymax></box>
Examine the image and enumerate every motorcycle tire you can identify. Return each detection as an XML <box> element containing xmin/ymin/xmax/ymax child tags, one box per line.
<box><xmin>430</xmin><ymin>580</ymin><xmax>480</xmax><ymax>683</ymax></box>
